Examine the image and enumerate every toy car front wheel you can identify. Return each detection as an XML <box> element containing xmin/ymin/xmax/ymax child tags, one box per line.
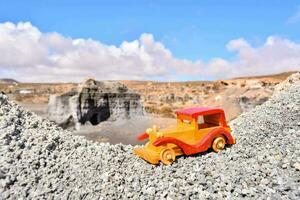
<box><xmin>212</xmin><ymin>136</ymin><xmax>226</xmax><ymax>152</ymax></box>
<box><xmin>160</xmin><ymin>147</ymin><xmax>175</xmax><ymax>165</ymax></box>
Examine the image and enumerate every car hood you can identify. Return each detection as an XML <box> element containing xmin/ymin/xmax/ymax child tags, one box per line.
<box><xmin>159</xmin><ymin>124</ymin><xmax>195</xmax><ymax>135</ymax></box>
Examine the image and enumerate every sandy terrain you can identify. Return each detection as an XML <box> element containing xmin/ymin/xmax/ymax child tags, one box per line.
<box><xmin>73</xmin><ymin>116</ymin><xmax>176</xmax><ymax>145</ymax></box>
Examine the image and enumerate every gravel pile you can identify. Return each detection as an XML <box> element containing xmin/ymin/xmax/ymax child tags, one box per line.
<box><xmin>0</xmin><ymin>72</ymin><xmax>300</xmax><ymax>199</ymax></box>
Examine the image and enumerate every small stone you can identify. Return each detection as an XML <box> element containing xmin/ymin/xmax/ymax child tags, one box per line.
<box><xmin>0</xmin><ymin>170</ymin><xmax>6</xmax><ymax>179</ymax></box>
<box><xmin>274</xmin><ymin>155</ymin><xmax>281</xmax><ymax>160</ymax></box>
<box><xmin>260</xmin><ymin>178</ymin><xmax>269</xmax><ymax>185</ymax></box>
<box><xmin>241</xmin><ymin>189</ymin><xmax>249</xmax><ymax>195</ymax></box>
<box><xmin>293</xmin><ymin>162</ymin><xmax>300</xmax><ymax>171</ymax></box>
<box><xmin>145</xmin><ymin>187</ymin><xmax>156</xmax><ymax>195</ymax></box>
<box><xmin>282</xmin><ymin>163</ymin><xmax>288</xmax><ymax>169</ymax></box>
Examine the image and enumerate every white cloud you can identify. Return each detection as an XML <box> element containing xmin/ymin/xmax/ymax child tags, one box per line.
<box><xmin>0</xmin><ymin>22</ymin><xmax>299</xmax><ymax>82</ymax></box>
<box><xmin>226</xmin><ymin>38</ymin><xmax>250</xmax><ymax>51</ymax></box>
<box><xmin>287</xmin><ymin>7</ymin><xmax>300</xmax><ymax>24</ymax></box>
<box><xmin>226</xmin><ymin>36</ymin><xmax>300</xmax><ymax>77</ymax></box>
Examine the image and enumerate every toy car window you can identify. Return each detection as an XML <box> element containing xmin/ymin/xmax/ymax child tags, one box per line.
<box><xmin>197</xmin><ymin>116</ymin><xmax>204</xmax><ymax>124</ymax></box>
<box><xmin>197</xmin><ymin>114</ymin><xmax>222</xmax><ymax>129</ymax></box>
<box><xmin>203</xmin><ymin>114</ymin><xmax>221</xmax><ymax>127</ymax></box>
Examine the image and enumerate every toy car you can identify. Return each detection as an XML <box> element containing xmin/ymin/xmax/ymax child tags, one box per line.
<box><xmin>134</xmin><ymin>107</ymin><xmax>236</xmax><ymax>165</ymax></box>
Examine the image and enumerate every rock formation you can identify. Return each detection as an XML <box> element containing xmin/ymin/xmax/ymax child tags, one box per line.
<box><xmin>47</xmin><ymin>79</ymin><xmax>144</xmax><ymax>128</ymax></box>
<box><xmin>123</xmin><ymin>77</ymin><xmax>287</xmax><ymax>120</ymax></box>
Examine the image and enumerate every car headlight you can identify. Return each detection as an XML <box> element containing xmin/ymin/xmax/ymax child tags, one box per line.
<box><xmin>146</xmin><ymin>128</ymin><xmax>152</xmax><ymax>134</ymax></box>
<box><xmin>152</xmin><ymin>125</ymin><xmax>158</xmax><ymax>132</ymax></box>
<box><xmin>156</xmin><ymin>132</ymin><xmax>164</xmax><ymax>138</ymax></box>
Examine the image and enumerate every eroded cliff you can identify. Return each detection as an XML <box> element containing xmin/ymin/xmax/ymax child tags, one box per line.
<box><xmin>47</xmin><ymin>79</ymin><xmax>144</xmax><ymax>128</ymax></box>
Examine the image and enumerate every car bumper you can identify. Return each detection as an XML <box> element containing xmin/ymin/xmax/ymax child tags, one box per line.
<box><xmin>133</xmin><ymin>146</ymin><xmax>160</xmax><ymax>165</ymax></box>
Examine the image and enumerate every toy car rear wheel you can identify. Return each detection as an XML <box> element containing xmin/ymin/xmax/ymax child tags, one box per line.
<box><xmin>160</xmin><ymin>148</ymin><xmax>175</xmax><ymax>165</ymax></box>
<box><xmin>212</xmin><ymin>136</ymin><xmax>226</xmax><ymax>152</ymax></box>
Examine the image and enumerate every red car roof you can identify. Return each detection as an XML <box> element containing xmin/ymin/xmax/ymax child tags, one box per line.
<box><xmin>175</xmin><ymin>107</ymin><xmax>224</xmax><ymax>118</ymax></box>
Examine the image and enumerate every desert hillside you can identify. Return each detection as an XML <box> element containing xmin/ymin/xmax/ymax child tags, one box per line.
<box><xmin>0</xmin><ymin>71</ymin><xmax>294</xmax><ymax>121</ymax></box>
<box><xmin>122</xmin><ymin>71</ymin><xmax>294</xmax><ymax>120</ymax></box>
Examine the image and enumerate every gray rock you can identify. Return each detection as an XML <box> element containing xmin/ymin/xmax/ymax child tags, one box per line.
<box><xmin>47</xmin><ymin>79</ymin><xmax>144</xmax><ymax>128</ymax></box>
<box><xmin>293</xmin><ymin>162</ymin><xmax>300</xmax><ymax>171</ymax></box>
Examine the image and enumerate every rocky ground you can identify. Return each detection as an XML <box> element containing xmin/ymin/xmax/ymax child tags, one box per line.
<box><xmin>0</xmin><ymin>72</ymin><xmax>300</xmax><ymax>199</ymax></box>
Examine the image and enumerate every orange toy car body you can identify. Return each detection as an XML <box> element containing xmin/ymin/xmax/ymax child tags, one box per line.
<box><xmin>134</xmin><ymin>107</ymin><xmax>236</xmax><ymax>165</ymax></box>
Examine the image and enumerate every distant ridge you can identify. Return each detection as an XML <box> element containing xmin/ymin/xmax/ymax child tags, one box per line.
<box><xmin>0</xmin><ymin>78</ymin><xmax>19</xmax><ymax>84</ymax></box>
<box><xmin>232</xmin><ymin>71</ymin><xmax>296</xmax><ymax>80</ymax></box>
<box><xmin>0</xmin><ymin>71</ymin><xmax>297</xmax><ymax>84</ymax></box>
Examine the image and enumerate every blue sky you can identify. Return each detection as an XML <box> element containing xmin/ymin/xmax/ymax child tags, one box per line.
<box><xmin>1</xmin><ymin>0</ymin><xmax>299</xmax><ymax>61</ymax></box>
<box><xmin>0</xmin><ymin>0</ymin><xmax>299</xmax><ymax>82</ymax></box>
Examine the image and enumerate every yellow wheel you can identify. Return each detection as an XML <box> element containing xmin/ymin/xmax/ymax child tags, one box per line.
<box><xmin>212</xmin><ymin>136</ymin><xmax>226</xmax><ymax>152</ymax></box>
<box><xmin>160</xmin><ymin>148</ymin><xmax>175</xmax><ymax>165</ymax></box>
